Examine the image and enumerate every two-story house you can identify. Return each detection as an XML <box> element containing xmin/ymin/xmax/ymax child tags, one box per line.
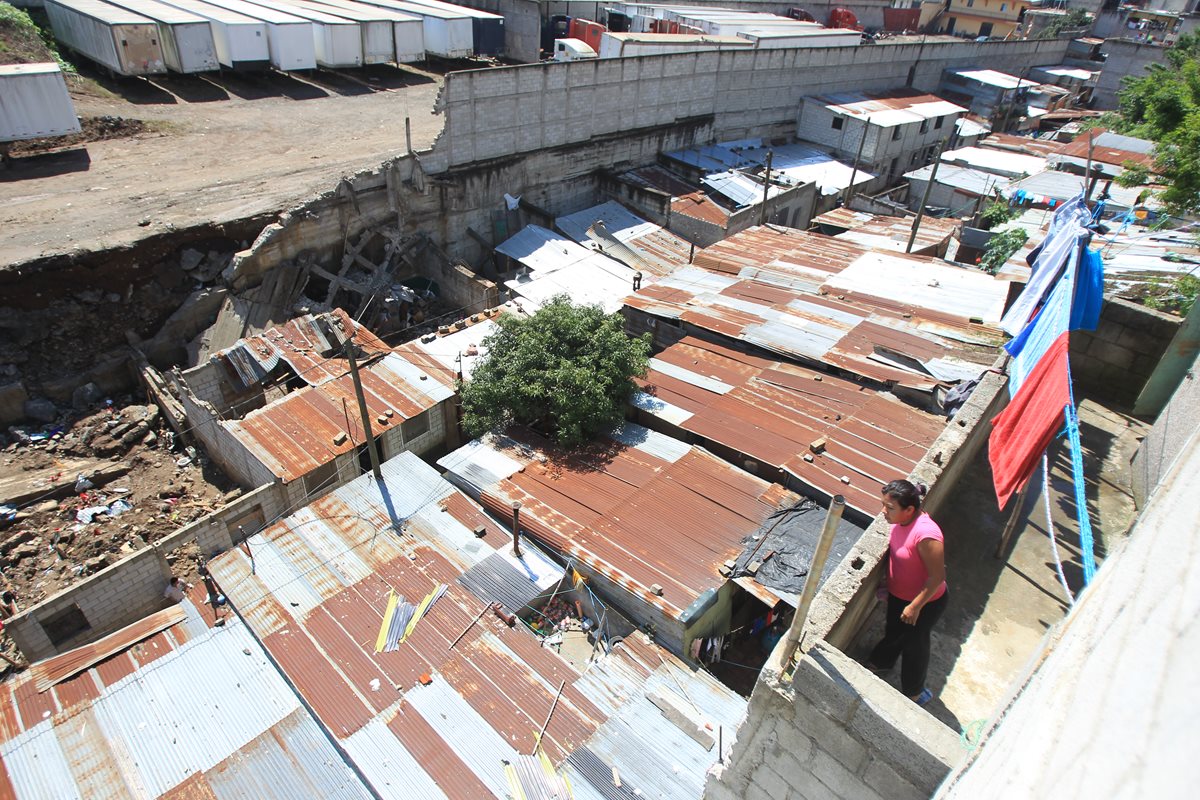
<box><xmin>922</xmin><ymin>0</ymin><xmax>1038</xmax><ymax>38</ymax></box>
<box><xmin>796</xmin><ymin>88</ymin><xmax>967</xmax><ymax>181</ymax></box>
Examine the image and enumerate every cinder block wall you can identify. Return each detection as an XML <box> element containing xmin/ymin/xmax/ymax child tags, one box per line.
<box><xmin>7</xmin><ymin>485</ymin><xmax>278</xmax><ymax>661</ymax></box>
<box><xmin>706</xmin><ymin>642</ymin><xmax>961</xmax><ymax>800</ymax></box>
<box><xmin>1070</xmin><ymin>297</ymin><xmax>1181</xmax><ymax>409</ymax></box>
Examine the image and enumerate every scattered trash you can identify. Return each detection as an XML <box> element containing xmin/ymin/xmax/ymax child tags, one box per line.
<box><xmin>369</xmin><ymin>678</ymin><xmax>381</xmax><ymax>692</ymax></box>
<box><xmin>108</xmin><ymin>499</ymin><xmax>133</xmax><ymax>516</ymax></box>
<box><xmin>175</xmin><ymin>456</ymin><xmax>192</xmax><ymax>468</ymax></box>
<box><xmin>75</xmin><ymin>474</ymin><xmax>94</xmax><ymax>493</ymax></box>
<box><xmin>0</xmin><ymin>504</ymin><xmax>16</xmax><ymax>522</ymax></box>
<box><xmin>75</xmin><ymin>506</ymin><xmax>111</xmax><ymax>524</ymax></box>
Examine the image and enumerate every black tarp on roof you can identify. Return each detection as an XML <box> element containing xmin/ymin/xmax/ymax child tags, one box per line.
<box><xmin>732</xmin><ymin>498</ymin><xmax>868</xmax><ymax>603</ymax></box>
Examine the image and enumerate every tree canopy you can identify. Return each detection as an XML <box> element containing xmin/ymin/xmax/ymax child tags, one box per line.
<box><xmin>459</xmin><ymin>296</ymin><xmax>651</xmax><ymax>448</ymax></box>
<box><xmin>1114</xmin><ymin>32</ymin><xmax>1200</xmax><ymax>214</ymax></box>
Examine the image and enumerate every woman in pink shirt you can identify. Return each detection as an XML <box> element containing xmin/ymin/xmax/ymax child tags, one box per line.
<box><xmin>867</xmin><ymin>479</ymin><xmax>947</xmax><ymax>706</ymax></box>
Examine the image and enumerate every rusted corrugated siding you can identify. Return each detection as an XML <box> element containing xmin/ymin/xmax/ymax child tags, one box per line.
<box><xmin>387</xmin><ymin>702</ymin><xmax>495</xmax><ymax>800</ymax></box>
<box><xmin>263</xmin><ymin>625</ymin><xmax>375</xmax><ymax>739</ymax></box>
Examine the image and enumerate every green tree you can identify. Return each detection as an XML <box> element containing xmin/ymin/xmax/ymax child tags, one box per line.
<box><xmin>460</xmin><ymin>295</ymin><xmax>650</xmax><ymax>448</ymax></box>
<box><xmin>1036</xmin><ymin>9</ymin><xmax>1092</xmax><ymax>40</ymax></box>
<box><xmin>1113</xmin><ymin>32</ymin><xmax>1200</xmax><ymax>214</ymax></box>
<box><xmin>978</xmin><ymin>199</ymin><xmax>1018</xmax><ymax>230</ymax></box>
<box><xmin>979</xmin><ymin>228</ymin><xmax>1029</xmax><ymax>275</ymax></box>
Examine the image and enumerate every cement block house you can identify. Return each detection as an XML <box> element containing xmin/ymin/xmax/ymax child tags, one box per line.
<box><xmin>179</xmin><ymin>309</ymin><xmax>458</xmax><ymax>518</ymax></box>
<box><xmin>796</xmin><ymin>88</ymin><xmax>967</xmax><ymax>182</ymax></box>
<box><xmin>940</xmin><ymin>68</ymin><xmax>1034</xmax><ymax>125</ymax></box>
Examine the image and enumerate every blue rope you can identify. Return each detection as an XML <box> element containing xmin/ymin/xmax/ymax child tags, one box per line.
<box><xmin>1064</xmin><ymin>374</ymin><xmax>1096</xmax><ymax>585</ymax></box>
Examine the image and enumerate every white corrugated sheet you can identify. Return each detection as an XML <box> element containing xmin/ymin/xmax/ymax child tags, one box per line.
<box><xmin>0</xmin><ymin>63</ymin><xmax>81</xmax><ymax>142</ymax></box>
<box><xmin>904</xmin><ymin>163</ymin><xmax>1011</xmax><ymax>196</ymax></box>
<box><xmin>940</xmin><ymin>146</ymin><xmax>1048</xmax><ymax>179</ymax></box>
<box><xmin>556</xmin><ymin>201</ymin><xmax>659</xmax><ymax>245</ymax></box>
<box><xmin>822</xmin><ymin>251</ymin><xmax>1010</xmax><ymax>323</ymax></box>
<box><xmin>497</xmin><ymin>225</ymin><xmax>638</xmax><ymax>312</ymax></box>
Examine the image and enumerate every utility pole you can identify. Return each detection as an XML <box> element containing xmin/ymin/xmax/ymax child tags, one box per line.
<box><xmin>759</xmin><ymin>150</ymin><xmax>774</xmax><ymax>226</ymax></box>
<box><xmin>1083</xmin><ymin>135</ymin><xmax>1096</xmax><ymax>204</ymax></box>
<box><xmin>844</xmin><ymin>123</ymin><xmax>869</xmax><ymax>207</ymax></box>
<box><xmin>346</xmin><ymin>335</ymin><xmax>383</xmax><ymax>482</ymax></box>
<box><xmin>906</xmin><ymin>139</ymin><xmax>947</xmax><ymax>254</ymax></box>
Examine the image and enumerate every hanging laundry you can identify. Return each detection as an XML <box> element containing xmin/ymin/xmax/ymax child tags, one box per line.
<box><xmin>1006</xmin><ymin>255</ymin><xmax>1075</xmax><ymax>393</ymax></box>
<box><xmin>1070</xmin><ymin>248</ymin><xmax>1104</xmax><ymax>331</ymax></box>
<box><xmin>1001</xmin><ymin>197</ymin><xmax>1090</xmax><ymax>336</ymax></box>
<box><xmin>989</xmin><ymin>334</ymin><xmax>1071</xmax><ymax>508</ymax></box>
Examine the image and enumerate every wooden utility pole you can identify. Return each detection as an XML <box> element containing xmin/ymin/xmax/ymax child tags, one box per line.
<box><xmin>759</xmin><ymin>150</ymin><xmax>774</xmax><ymax>226</ymax></box>
<box><xmin>346</xmin><ymin>336</ymin><xmax>383</xmax><ymax>482</ymax></box>
<box><xmin>844</xmin><ymin>123</ymin><xmax>869</xmax><ymax>207</ymax></box>
<box><xmin>906</xmin><ymin>139</ymin><xmax>947</xmax><ymax>253</ymax></box>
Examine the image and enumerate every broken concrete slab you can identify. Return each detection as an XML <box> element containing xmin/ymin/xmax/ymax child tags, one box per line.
<box><xmin>0</xmin><ymin>458</ymin><xmax>132</xmax><ymax>507</ymax></box>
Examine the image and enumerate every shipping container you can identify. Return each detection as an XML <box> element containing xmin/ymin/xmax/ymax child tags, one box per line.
<box><xmin>177</xmin><ymin>0</ymin><xmax>317</xmax><ymax>69</ymax></box>
<box><xmin>736</xmin><ymin>28</ymin><xmax>862</xmax><ymax>48</ymax></box>
<box><xmin>44</xmin><ymin>0</ymin><xmax>166</xmax><ymax>76</ymax></box>
<box><xmin>396</xmin><ymin>0</ymin><xmax>499</xmax><ymax>56</ymax></box>
<box><xmin>282</xmin><ymin>0</ymin><xmax>418</xmax><ymax>63</ymax></box>
<box><xmin>304</xmin><ymin>0</ymin><xmax>424</xmax><ymax>62</ymax></box>
<box><xmin>354</xmin><ymin>0</ymin><xmax>472</xmax><ymax>58</ymax></box>
<box><xmin>242</xmin><ymin>0</ymin><xmax>364</xmax><ymax>66</ymax></box>
<box><xmin>104</xmin><ymin>0</ymin><xmax>220</xmax><ymax>72</ymax></box>
<box><xmin>567</xmin><ymin>17</ymin><xmax>604</xmax><ymax>52</ymax></box>
<box><xmin>155</xmin><ymin>0</ymin><xmax>270</xmax><ymax>68</ymax></box>
<box><xmin>596</xmin><ymin>31</ymin><xmax>752</xmax><ymax>59</ymax></box>
<box><xmin>0</xmin><ymin>63</ymin><xmax>81</xmax><ymax>144</ymax></box>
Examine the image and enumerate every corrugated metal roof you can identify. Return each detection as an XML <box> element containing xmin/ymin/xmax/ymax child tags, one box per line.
<box><xmin>205</xmin><ymin>450</ymin><xmax>746</xmax><ymax>799</ymax></box>
<box><xmin>625</xmin><ymin>228</ymin><xmax>1002</xmax><ymax>388</ymax></box>
<box><xmin>813</xmin><ymin>88</ymin><xmax>967</xmax><ymax>127</ymax></box>
<box><xmin>940</xmin><ymin>146</ymin><xmax>1048</xmax><ymax>179</ymax></box>
<box><xmin>811</xmin><ymin>208</ymin><xmax>958</xmax><ymax>255</ymax></box>
<box><xmin>213</xmin><ymin>310</ymin><xmax>380</xmax><ymax>389</ymax></box>
<box><xmin>225</xmin><ymin>352</ymin><xmax>452</xmax><ymax>483</ymax></box>
<box><xmin>1055</xmin><ymin>128</ymin><xmax>1156</xmax><ymax>168</ymax></box>
<box><xmin>497</xmin><ymin>225</ymin><xmax>640</xmax><ymax>313</ymax></box>
<box><xmin>666</xmin><ymin>140</ymin><xmax>873</xmax><ymax>196</ymax></box>
<box><xmin>439</xmin><ymin>422</ymin><xmax>799</xmax><ymax>618</ymax></box>
<box><xmin>951</xmin><ymin>69</ymin><xmax>1031</xmax><ymax>90</ymax></box>
<box><xmin>555</xmin><ymin>201</ymin><xmax>693</xmax><ymax>277</ymax></box>
<box><xmin>702</xmin><ymin>171</ymin><xmax>786</xmax><ymax>208</ymax></box>
<box><xmin>1001</xmin><ymin>170</ymin><xmax>1153</xmax><ymax>212</ymax></box>
<box><xmin>393</xmin><ymin>309</ymin><xmax>508</xmax><ymax>391</ymax></box>
<box><xmin>904</xmin><ymin>163</ymin><xmax>1011</xmax><ymax>196</ymax></box>
<box><xmin>0</xmin><ymin>602</ymin><xmax>374</xmax><ymax>799</ymax></box>
<box><xmin>635</xmin><ymin>337</ymin><xmax>947</xmax><ymax>515</ymax></box>
<box><xmin>978</xmin><ymin>133</ymin><xmax>1065</xmax><ymax>158</ymax></box>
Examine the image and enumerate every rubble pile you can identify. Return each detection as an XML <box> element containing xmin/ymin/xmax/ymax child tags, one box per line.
<box><xmin>0</xmin><ymin>396</ymin><xmax>234</xmax><ymax>607</ymax></box>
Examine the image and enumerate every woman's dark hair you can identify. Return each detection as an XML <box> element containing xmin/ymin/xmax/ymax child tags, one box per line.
<box><xmin>882</xmin><ymin>479</ymin><xmax>928</xmax><ymax>511</ymax></box>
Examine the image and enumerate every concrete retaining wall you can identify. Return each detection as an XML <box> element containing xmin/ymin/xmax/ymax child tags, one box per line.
<box><xmin>437</xmin><ymin>39</ymin><xmax>1070</xmax><ymax>170</ymax></box>
<box><xmin>705</xmin><ymin>641</ymin><xmax>961</xmax><ymax>800</ymax></box>
<box><xmin>1069</xmin><ymin>297</ymin><xmax>1180</xmax><ymax>409</ymax></box>
<box><xmin>6</xmin><ymin>484</ymin><xmax>277</xmax><ymax>661</ymax></box>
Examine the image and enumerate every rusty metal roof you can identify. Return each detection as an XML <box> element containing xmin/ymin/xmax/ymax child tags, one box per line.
<box><xmin>635</xmin><ymin>337</ymin><xmax>946</xmax><ymax>516</ymax></box>
<box><xmin>625</xmin><ymin>229</ymin><xmax>1005</xmax><ymax>390</ymax></box>
<box><xmin>978</xmin><ymin>132</ymin><xmax>1067</xmax><ymax>159</ymax></box>
<box><xmin>440</xmin><ymin>423</ymin><xmax>800</xmax><ymax>620</ymax></box>
<box><xmin>204</xmin><ymin>451</ymin><xmax>746</xmax><ymax>799</ymax></box>
<box><xmin>1055</xmin><ymin>128</ymin><xmax>1156</xmax><ymax>169</ymax></box>
<box><xmin>811</xmin><ymin>88</ymin><xmax>967</xmax><ymax>127</ymax></box>
<box><xmin>226</xmin><ymin>352</ymin><xmax>453</xmax><ymax>482</ymax></box>
<box><xmin>810</xmin><ymin>208</ymin><xmax>959</xmax><ymax>256</ymax></box>
<box><xmin>622</xmin><ymin>164</ymin><xmax>706</xmax><ymax>197</ymax></box>
<box><xmin>672</xmin><ymin>191</ymin><xmax>731</xmax><ymax>225</ymax></box>
<box><xmin>215</xmin><ymin>309</ymin><xmax>390</xmax><ymax>389</ymax></box>
<box><xmin>0</xmin><ymin>595</ymin><xmax>375</xmax><ymax>799</ymax></box>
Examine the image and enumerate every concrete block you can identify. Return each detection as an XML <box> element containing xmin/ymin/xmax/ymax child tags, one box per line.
<box><xmin>792</xmin><ymin>693</ymin><xmax>868</xmax><ymax>774</ymax></box>
<box><xmin>792</xmin><ymin>646</ymin><xmax>862</xmax><ymax>724</ymax></box>
<box><xmin>755</xmin><ymin>764</ymin><xmax>792</xmax><ymax>800</ymax></box>
<box><xmin>810</xmin><ymin>747</ymin><xmax>879</xmax><ymax>800</ymax></box>
<box><xmin>862</xmin><ymin>757</ymin><xmax>926</xmax><ymax>800</ymax></box>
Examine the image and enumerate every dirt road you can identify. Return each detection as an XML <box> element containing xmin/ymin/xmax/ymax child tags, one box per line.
<box><xmin>0</xmin><ymin>65</ymin><xmax>447</xmax><ymax>267</ymax></box>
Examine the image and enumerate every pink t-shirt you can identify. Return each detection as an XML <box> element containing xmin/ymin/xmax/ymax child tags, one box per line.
<box><xmin>887</xmin><ymin>512</ymin><xmax>947</xmax><ymax>602</ymax></box>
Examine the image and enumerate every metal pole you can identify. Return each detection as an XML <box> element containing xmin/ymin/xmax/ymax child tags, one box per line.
<box><xmin>511</xmin><ymin>501</ymin><xmax>522</xmax><ymax>556</ymax></box>
<box><xmin>759</xmin><ymin>150</ymin><xmax>774</xmax><ymax>226</ymax></box>
<box><xmin>1084</xmin><ymin>135</ymin><xmax>1096</xmax><ymax>204</ymax></box>
<box><xmin>907</xmin><ymin>139</ymin><xmax>946</xmax><ymax>253</ymax></box>
<box><xmin>346</xmin><ymin>336</ymin><xmax>383</xmax><ymax>482</ymax></box>
<box><xmin>405</xmin><ymin>116</ymin><xmax>413</xmax><ymax>155</ymax></box>
<box><xmin>844</xmin><ymin>122</ymin><xmax>869</xmax><ymax>206</ymax></box>
<box><xmin>772</xmin><ymin>496</ymin><xmax>845</xmax><ymax>673</ymax></box>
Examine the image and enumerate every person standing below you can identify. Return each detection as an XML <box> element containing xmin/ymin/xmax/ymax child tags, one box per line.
<box><xmin>163</xmin><ymin>576</ymin><xmax>192</xmax><ymax>603</ymax></box>
<box><xmin>868</xmin><ymin>480</ymin><xmax>947</xmax><ymax>706</ymax></box>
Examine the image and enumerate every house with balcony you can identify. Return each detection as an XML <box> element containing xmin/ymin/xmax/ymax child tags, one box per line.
<box><xmin>922</xmin><ymin>0</ymin><xmax>1037</xmax><ymax>38</ymax></box>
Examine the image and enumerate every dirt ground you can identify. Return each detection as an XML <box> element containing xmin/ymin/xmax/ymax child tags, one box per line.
<box><xmin>0</xmin><ymin>397</ymin><xmax>238</xmax><ymax>613</ymax></box>
<box><xmin>0</xmin><ymin>61</ymin><xmax>448</xmax><ymax>267</ymax></box>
